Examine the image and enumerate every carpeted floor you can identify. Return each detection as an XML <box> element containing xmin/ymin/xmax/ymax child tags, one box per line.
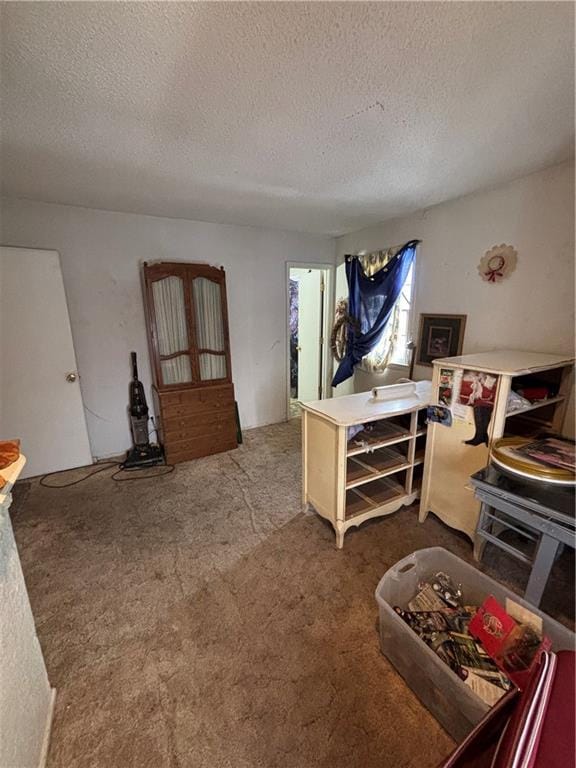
<box><xmin>11</xmin><ymin>420</ymin><xmax>574</xmax><ymax>768</ymax></box>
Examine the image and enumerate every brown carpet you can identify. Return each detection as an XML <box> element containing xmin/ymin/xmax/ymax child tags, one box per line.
<box><xmin>11</xmin><ymin>420</ymin><xmax>574</xmax><ymax>768</ymax></box>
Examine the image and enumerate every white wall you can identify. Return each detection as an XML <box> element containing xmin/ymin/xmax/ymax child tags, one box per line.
<box><xmin>0</xmin><ymin>199</ymin><xmax>334</xmax><ymax>458</ymax></box>
<box><xmin>335</xmin><ymin>162</ymin><xmax>575</xmax><ymax>414</ymax></box>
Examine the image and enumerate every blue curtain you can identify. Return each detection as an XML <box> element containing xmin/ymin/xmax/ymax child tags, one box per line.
<box><xmin>332</xmin><ymin>240</ymin><xmax>420</xmax><ymax>387</ymax></box>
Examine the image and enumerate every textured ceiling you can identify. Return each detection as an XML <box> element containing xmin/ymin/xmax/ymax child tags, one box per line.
<box><xmin>0</xmin><ymin>2</ymin><xmax>574</xmax><ymax>236</ymax></box>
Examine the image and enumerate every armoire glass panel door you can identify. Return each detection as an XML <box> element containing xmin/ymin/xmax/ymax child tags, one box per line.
<box><xmin>151</xmin><ymin>276</ymin><xmax>192</xmax><ymax>385</ymax></box>
<box><xmin>192</xmin><ymin>277</ymin><xmax>227</xmax><ymax>380</ymax></box>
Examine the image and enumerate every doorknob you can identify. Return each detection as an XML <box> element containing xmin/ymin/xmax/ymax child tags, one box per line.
<box><xmin>66</xmin><ymin>372</ymin><xmax>77</xmax><ymax>383</ymax></box>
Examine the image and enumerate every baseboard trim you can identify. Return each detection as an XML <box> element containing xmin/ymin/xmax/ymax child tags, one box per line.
<box><xmin>38</xmin><ymin>688</ymin><xmax>56</xmax><ymax>768</ymax></box>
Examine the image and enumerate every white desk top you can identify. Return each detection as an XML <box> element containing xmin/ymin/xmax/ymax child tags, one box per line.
<box><xmin>301</xmin><ymin>380</ymin><xmax>432</xmax><ymax>426</ymax></box>
<box><xmin>0</xmin><ymin>454</ymin><xmax>26</xmax><ymax>510</ymax></box>
<box><xmin>432</xmin><ymin>350</ymin><xmax>574</xmax><ymax>376</ymax></box>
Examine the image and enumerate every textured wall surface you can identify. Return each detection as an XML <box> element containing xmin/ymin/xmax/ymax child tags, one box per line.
<box><xmin>0</xmin><ymin>461</ymin><xmax>53</xmax><ymax>768</ymax></box>
<box><xmin>335</xmin><ymin>161</ymin><xmax>575</xmax><ymax>432</ymax></box>
<box><xmin>0</xmin><ymin>199</ymin><xmax>334</xmax><ymax>458</ymax></box>
<box><xmin>0</xmin><ymin>2</ymin><xmax>573</xmax><ymax>235</ymax></box>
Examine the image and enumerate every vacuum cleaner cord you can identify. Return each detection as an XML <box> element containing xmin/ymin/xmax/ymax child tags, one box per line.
<box><xmin>39</xmin><ymin>461</ymin><xmax>175</xmax><ymax>488</ymax></box>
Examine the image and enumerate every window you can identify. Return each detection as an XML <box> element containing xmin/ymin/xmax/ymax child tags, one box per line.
<box><xmin>390</xmin><ymin>261</ymin><xmax>415</xmax><ymax>366</ymax></box>
<box><xmin>359</xmin><ymin>253</ymin><xmax>415</xmax><ymax>371</ymax></box>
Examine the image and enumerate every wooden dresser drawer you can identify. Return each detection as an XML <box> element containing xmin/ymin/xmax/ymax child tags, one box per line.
<box><xmin>161</xmin><ymin>401</ymin><xmax>226</xmax><ymax>419</ymax></box>
<box><xmin>162</xmin><ymin>407</ymin><xmax>235</xmax><ymax>434</ymax></box>
<box><xmin>164</xmin><ymin>431</ymin><xmax>237</xmax><ymax>464</ymax></box>
<box><xmin>163</xmin><ymin>416</ymin><xmax>235</xmax><ymax>444</ymax></box>
<box><xmin>158</xmin><ymin>384</ymin><xmax>234</xmax><ymax>409</ymax></box>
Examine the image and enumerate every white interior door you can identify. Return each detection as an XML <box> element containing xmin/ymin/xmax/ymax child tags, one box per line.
<box><xmin>292</xmin><ymin>268</ymin><xmax>323</xmax><ymax>402</ymax></box>
<box><xmin>0</xmin><ymin>247</ymin><xmax>93</xmax><ymax>478</ymax></box>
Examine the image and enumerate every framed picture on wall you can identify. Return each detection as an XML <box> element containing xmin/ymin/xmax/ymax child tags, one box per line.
<box><xmin>416</xmin><ymin>314</ymin><xmax>467</xmax><ymax>366</ymax></box>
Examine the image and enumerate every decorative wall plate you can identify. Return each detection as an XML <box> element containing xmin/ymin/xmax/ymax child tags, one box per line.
<box><xmin>478</xmin><ymin>244</ymin><xmax>518</xmax><ymax>283</ymax></box>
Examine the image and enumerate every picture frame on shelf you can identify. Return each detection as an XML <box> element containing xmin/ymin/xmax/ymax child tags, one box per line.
<box><xmin>416</xmin><ymin>314</ymin><xmax>467</xmax><ymax>367</ymax></box>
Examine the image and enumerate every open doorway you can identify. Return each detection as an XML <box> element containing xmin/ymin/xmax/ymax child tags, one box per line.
<box><xmin>286</xmin><ymin>263</ymin><xmax>333</xmax><ymax>418</ymax></box>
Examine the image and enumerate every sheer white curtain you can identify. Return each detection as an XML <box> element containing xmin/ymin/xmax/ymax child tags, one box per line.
<box><xmin>152</xmin><ymin>276</ymin><xmax>192</xmax><ymax>385</ymax></box>
<box><xmin>193</xmin><ymin>278</ymin><xmax>227</xmax><ymax>380</ymax></box>
<box><xmin>358</xmin><ymin>246</ymin><xmax>402</xmax><ymax>373</ymax></box>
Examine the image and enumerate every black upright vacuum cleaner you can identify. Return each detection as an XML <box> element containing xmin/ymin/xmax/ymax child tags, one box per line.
<box><xmin>122</xmin><ymin>352</ymin><xmax>164</xmax><ymax>469</ymax></box>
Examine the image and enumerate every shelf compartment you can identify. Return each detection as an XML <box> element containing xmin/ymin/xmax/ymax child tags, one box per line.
<box><xmin>345</xmin><ymin>489</ymin><xmax>374</xmax><ymax>519</ymax></box>
<box><xmin>358</xmin><ymin>446</ymin><xmax>409</xmax><ymax>472</ymax></box>
<box><xmin>413</xmin><ymin>449</ymin><xmax>426</xmax><ymax>467</ymax></box>
<box><xmin>346</xmin><ymin>476</ymin><xmax>405</xmax><ymax>519</ymax></box>
<box><xmin>346</xmin><ymin>457</ymin><xmax>375</xmax><ymax>484</ymax></box>
<box><xmin>416</xmin><ymin>407</ymin><xmax>429</xmax><ymax>431</ymax></box>
<box><xmin>412</xmin><ymin>464</ymin><xmax>424</xmax><ymax>493</ymax></box>
<box><xmin>413</xmin><ymin>432</ymin><xmax>427</xmax><ymax>466</ymax></box>
<box><xmin>505</xmin><ymin>395</ymin><xmax>565</xmax><ymax>419</ymax></box>
<box><xmin>346</xmin><ymin>447</ymin><xmax>410</xmax><ymax>490</ymax></box>
<box><xmin>347</xmin><ymin>420</ymin><xmax>411</xmax><ymax>457</ymax></box>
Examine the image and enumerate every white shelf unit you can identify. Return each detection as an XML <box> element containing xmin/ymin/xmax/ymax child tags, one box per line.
<box><xmin>420</xmin><ymin>350</ymin><xmax>574</xmax><ymax>541</ymax></box>
<box><xmin>301</xmin><ymin>381</ymin><xmax>430</xmax><ymax>548</ymax></box>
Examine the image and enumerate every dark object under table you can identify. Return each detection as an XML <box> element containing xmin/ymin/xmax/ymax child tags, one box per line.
<box><xmin>470</xmin><ymin>464</ymin><xmax>575</xmax><ymax>607</ymax></box>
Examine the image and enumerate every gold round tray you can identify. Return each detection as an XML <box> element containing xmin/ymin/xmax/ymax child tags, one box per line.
<box><xmin>491</xmin><ymin>437</ymin><xmax>576</xmax><ymax>486</ymax></box>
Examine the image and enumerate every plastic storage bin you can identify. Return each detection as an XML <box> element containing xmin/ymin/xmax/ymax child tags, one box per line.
<box><xmin>375</xmin><ymin>547</ymin><xmax>575</xmax><ymax>742</ymax></box>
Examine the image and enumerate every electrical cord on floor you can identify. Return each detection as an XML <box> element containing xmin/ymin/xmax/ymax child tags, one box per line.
<box><xmin>39</xmin><ymin>460</ymin><xmax>175</xmax><ymax>488</ymax></box>
<box><xmin>111</xmin><ymin>464</ymin><xmax>175</xmax><ymax>482</ymax></box>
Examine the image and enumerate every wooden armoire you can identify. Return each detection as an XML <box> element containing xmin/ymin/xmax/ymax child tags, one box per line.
<box><xmin>142</xmin><ymin>261</ymin><xmax>237</xmax><ymax>464</ymax></box>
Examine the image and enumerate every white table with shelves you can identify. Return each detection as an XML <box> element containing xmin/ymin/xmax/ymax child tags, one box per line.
<box><xmin>301</xmin><ymin>381</ymin><xmax>431</xmax><ymax>548</ymax></box>
<box><xmin>419</xmin><ymin>350</ymin><xmax>575</xmax><ymax>541</ymax></box>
